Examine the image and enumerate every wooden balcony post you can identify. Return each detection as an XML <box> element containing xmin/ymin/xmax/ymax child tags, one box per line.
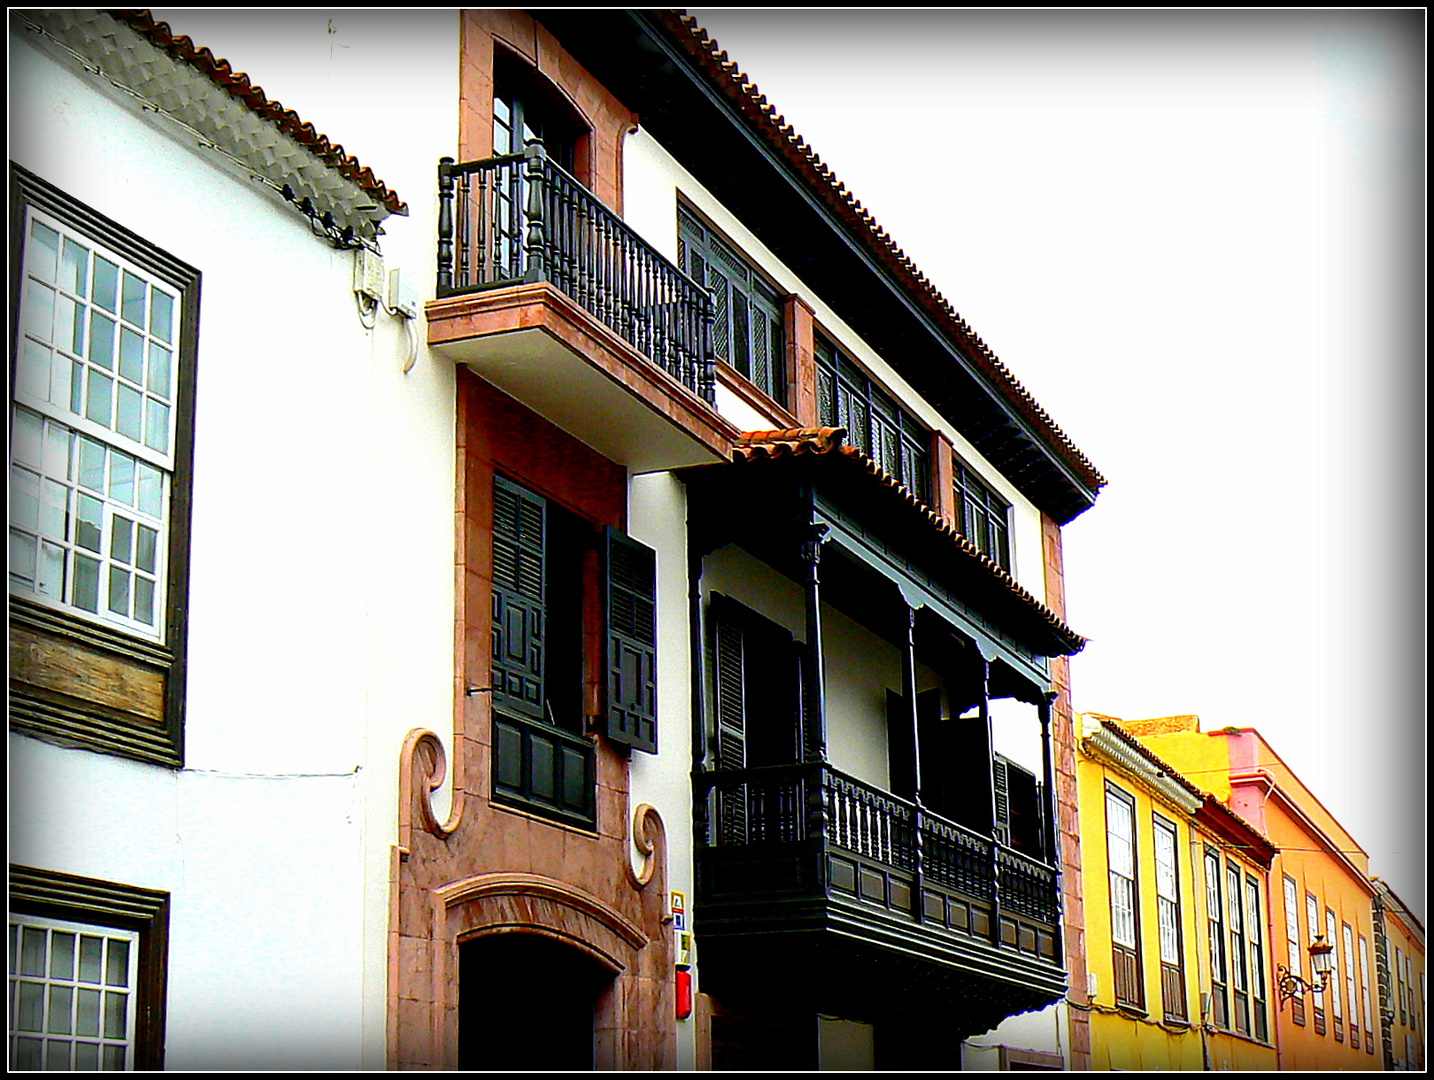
<box><xmin>799</xmin><ymin>519</ymin><xmax>829</xmax><ymax>765</ymax></box>
<box><xmin>977</xmin><ymin>657</ymin><xmax>1001</xmax><ymax>946</ymax></box>
<box><xmin>521</xmin><ymin>139</ymin><xmax>547</xmax><ymax>284</ymax></box>
<box><xmin>437</xmin><ymin>157</ymin><xmax>455</xmax><ymax>294</ymax></box>
<box><xmin>902</xmin><ymin>604</ymin><xmax>925</xmax><ymax>923</ymax></box>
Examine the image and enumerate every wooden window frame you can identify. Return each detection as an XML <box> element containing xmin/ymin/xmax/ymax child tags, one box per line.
<box><xmin>1284</xmin><ymin>875</ymin><xmax>1306</xmax><ymax>1026</ymax></box>
<box><xmin>951</xmin><ymin>454</ymin><xmax>1012</xmax><ymax>570</ymax></box>
<box><xmin>1326</xmin><ymin>907</ymin><xmax>1343</xmax><ymax>1040</ymax></box>
<box><xmin>1359</xmin><ymin>934</ymin><xmax>1375</xmax><ymax>1053</ymax></box>
<box><xmin>1205</xmin><ymin>847</ymin><xmax>1229</xmax><ymax>1029</ymax></box>
<box><xmin>1152</xmin><ymin>814</ymin><xmax>1186</xmax><ymax>1022</ymax></box>
<box><xmin>9</xmin><ymin>165</ymin><xmax>197</xmax><ymax>768</ymax></box>
<box><xmin>1245</xmin><ymin>874</ymin><xmax>1268</xmax><ymax>1043</ymax></box>
<box><xmin>1227</xmin><ymin>862</ymin><xmax>1250</xmax><ymax>1035</ymax></box>
<box><xmin>1105</xmin><ymin>783</ymin><xmax>1143</xmax><ymax>1010</ymax></box>
<box><xmin>676</xmin><ymin>202</ymin><xmax>787</xmax><ymax>408</ymax></box>
<box><xmin>1308</xmin><ymin>892</ymin><xmax>1326</xmax><ymax>1035</ymax></box>
<box><xmin>8</xmin><ymin>865</ymin><xmax>168</xmax><ymax>1070</ymax></box>
<box><xmin>813</xmin><ymin>334</ymin><xmax>931</xmax><ymax>505</ymax></box>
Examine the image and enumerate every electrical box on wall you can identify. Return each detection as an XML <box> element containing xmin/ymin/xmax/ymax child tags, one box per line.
<box><xmin>388</xmin><ymin>267</ymin><xmax>420</xmax><ymax>319</ymax></box>
<box><xmin>353</xmin><ymin>247</ymin><xmax>385</xmax><ymax>303</ymax></box>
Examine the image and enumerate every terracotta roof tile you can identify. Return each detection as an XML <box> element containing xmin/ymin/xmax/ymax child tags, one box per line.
<box><xmin>110</xmin><ymin>9</ymin><xmax>407</xmax><ymax>216</ymax></box>
<box><xmin>660</xmin><ymin>12</ymin><xmax>1104</xmax><ymax>495</ymax></box>
<box><xmin>732</xmin><ymin>427</ymin><xmax>1084</xmax><ymax>654</ymax></box>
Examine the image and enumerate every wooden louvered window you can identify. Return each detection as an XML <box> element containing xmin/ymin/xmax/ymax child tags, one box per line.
<box><xmin>813</xmin><ymin>336</ymin><xmax>931</xmax><ymax>505</ymax></box>
<box><xmin>604</xmin><ymin>527</ymin><xmax>657</xmax><ymax>753</ymax></box>
<box><xmin>952</xmin><ymin>457</ymin><xmax>1012</xmax><ymax>570</ymax></box>
<box><xmin>489</xmin><ymin>476</ymin><xmax>658</xmax><ymax>831</ymax></box>
<box><xmin>709</xmin><ymin>594</ymin><xmax>803</xmax><ymax>846</ymax></box>
<box><xmin>677</xmin><ymin>206</ymin><xmax>786</xmax><ymax>407</ymax></box>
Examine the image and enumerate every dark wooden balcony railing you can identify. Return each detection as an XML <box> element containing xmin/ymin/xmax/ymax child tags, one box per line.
<box><xmin>701</xmin><ymin>762</ymin><xmax>1059</xmax><ymax>934</ymax></box>
<box><xmin>437</xmin><ymin>146</ymin><xmax>717</xmax><ymax>404</ymax></box>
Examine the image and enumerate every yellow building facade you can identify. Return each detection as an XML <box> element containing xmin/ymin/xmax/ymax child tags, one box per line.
<box><xmin>1127</xmin><ymin>716</ymin><xmax>1382</xmax><ymax>1071</ymax></box>
<box><xmin>1077</xmin><ymin>713</ymin><xmax>1279</xmax><ymax>1071</ymax></box>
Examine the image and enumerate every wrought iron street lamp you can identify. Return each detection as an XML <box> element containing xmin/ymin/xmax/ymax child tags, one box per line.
<box><xmin>1277</xmin><ymin>934</ymin><xmax>1335</xmax><ymax>1007</ymax></box>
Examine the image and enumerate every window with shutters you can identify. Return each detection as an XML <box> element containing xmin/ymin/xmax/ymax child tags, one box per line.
<box><xmin>708</xmin><ymin>594</ymin><xmax>803</xmax><ymax>845</ymax></box>
<box><xmin>676</xmin><ymin>205</ymin><xmax>786</xmax><ymax>407</ymax></box>
<box><xmin>1105</xmin><ymin>784</ymin><xmax>1143</xmax><ymax>1009</ymax></box>
<box><xmin>1228</xmin><ymin>864</ymin><xmax>1250</xmax><ymax>1035</ymax></box>
<box><xmin>1327</xmin><ymin>908</ymin><xmax>1344</xmax><ymax>1039</ymax></box>
<box><xmin>952</xmin><ymin>456</ymin><xmax>1012</xmax><ymax>570</ymax></box>
<box><xmin>1343</xmin><ymin>922</ymin><xmax>1360</xmax><ymax>1048</ymax></box>
<box><xmin>1153</xmin><ymin>816</ymin><xmax>1187</xmax><ymax>1021</ymax></box>
<box><xmin>1207</xmin><ymin>848</ymin><xmax>1229</xmax><ymax>1028</ymax></box>
<box><xmin>1358</xmin><ymin>935</ymin><xmax>1374</xmax><ymax>1052</ymax></box>
<box><xmin>488</xmin><ymin>475</ymin><xmax>657</xmax><ymax>830</ymax></box>
<box><xmin>814</xmin><ymin>336</ymin><xmax>930</xmax><ymax>505</ymax></box>
<box><xmin>993</xmin><ymin>753</ymin><xmax>1044</xmax><ymax>858</ymax></box>
<box><xmin>1247</xmin><ymin>876</ymin><xmax>1268</xmax><ymax>1042</ymax></box>
<box><xmin>1307</xmin><ymin>892</ymin><xmax>1326</xmax><ymax>1034</ymax></box>
<box><xmin>1285</xmin><ymin>876</ymin><xmax>1307</xmax><ymax>1026</ymax></box>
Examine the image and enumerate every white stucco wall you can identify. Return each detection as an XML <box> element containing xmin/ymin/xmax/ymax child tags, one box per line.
<box><xmin>10</xmin><ymin>14</ymin><xmax>459</xmax><ymax>1068</ymax></box>
<box><xmin>623</xmin><ymin>127</ymin><xmax>1048</xmax><ymax>600</ymax></box>
<box><xmin>626</xmin><ymin>472</ymin><xmax>699</xmax><ymax>1069</ymax></box>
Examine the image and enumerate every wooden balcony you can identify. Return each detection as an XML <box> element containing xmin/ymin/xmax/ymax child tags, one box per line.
<box><xmin>428</xmin><ymin>149</ymin><xmax>738</xmax><ymax>473</ymax></box>
<box><xmin>695</xmin><ymin>762</ymin><xmax>1067</xmax><ymax>1038</ymax></box>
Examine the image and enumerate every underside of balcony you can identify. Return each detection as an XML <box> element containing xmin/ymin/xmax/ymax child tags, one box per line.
<box><xmin>428</xmin><ymin>282</ymin><xmax>738</xmax><ymax>473</ymax></box>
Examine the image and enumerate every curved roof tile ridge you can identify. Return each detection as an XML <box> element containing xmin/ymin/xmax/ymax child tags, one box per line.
<box><xmin>110</xmin><ymin>9</ymin><xmax>407</xmax><ymax>216</ymax></box>
<box><xmin>731</xmin><ymin>428</ymin><xmax>1084</xmax><ymax>652</ymax></box>
<box><xmin>664</xmin><ymin>11</ymin><xmax>1104</xmax><ymax>493</ymax></box>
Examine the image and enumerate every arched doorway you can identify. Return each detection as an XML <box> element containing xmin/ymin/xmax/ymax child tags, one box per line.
<box><xmin>458</xmin><ymin>931</ymin><xmax>616</xmax><ymax>1070</ymax></box>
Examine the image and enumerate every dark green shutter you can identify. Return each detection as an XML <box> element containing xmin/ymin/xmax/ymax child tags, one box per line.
<box><xmin>992</xmin><ymin>754</ymin><xmax>1011</xmax><ymax>846</ymax></box>
<box><xmin>604</xmin><ymin>527</ymin><xmax>658</xmax><ymax>753</ymax></box>
<box><xmin>492</xmin><ymin>475</ymin><xmax>546</xmax><ymax>719</ymax></box>
<box><xmin>711</xmin><ymin>596</ymin><xmax>747</xmax><ymax>843</ymax></box>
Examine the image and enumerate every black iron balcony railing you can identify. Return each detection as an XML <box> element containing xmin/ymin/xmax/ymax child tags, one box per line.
<box><xmin>437</xmin><ymin>145</ymin><xmax>717</xmax><ymax>404</ymax></box>
<box><xmin>701</xmin><ymin>761</ymin><xmax>1060</xmax><ymax>930</ymax></box>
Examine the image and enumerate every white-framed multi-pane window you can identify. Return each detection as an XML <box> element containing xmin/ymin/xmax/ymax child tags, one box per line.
<box><xmin>1153</xmin><ymin>815</ymin><xmax>1186</xmax><ymax>1020</ymax></box>
<box><xmin>1246</xmin><ymin>875</ymin><xmax>1268</xmax><ymax>1042</ymax></box>
<box><xmin>11</xmin><ymin>206</ymin><xmax>178</xmax><ymax>641</ymax></box>
<box><xmin>1206</xmin><ymin>848</ymin><xmax>1228</xmax><ymax>1027</ymax></box>
<box><xmin>1342</xmin><ymin>922</ymin><xmax>1360</xmax><ymax>1048</ymax></box>
<box><xmin>1326</xmin><ymin>908</ymin><xmax>1343</xmax><ymax>1038</ymax></box>
<box><xmin>8</xmin><ymin>914</ymin><xmax>139</xmax><ymax>1071</ymax></box>
<box><xmin>1284</xmin><ymin>875</ymin><xmax>1306</xmax><ymax>1025</ymax></box>
<box><xmin>1307</xmin><ymin>892</ymin><xmax>1327</xmax><ymax>1033</ymax></box>
<box><xmin>1227</xmin><ymin>863</ymin><xmax>1250</xmax><ymax>1034</ymax></box>
<box><xmin>1359</xmin><ymin>934</ymin><xmax>1375</xmax><ymax>1052</ymax></box>
<box><xmin>1105</xmin><ymin>784</ymin><xmax>1142</xmax><ymax>1008</ymax></box>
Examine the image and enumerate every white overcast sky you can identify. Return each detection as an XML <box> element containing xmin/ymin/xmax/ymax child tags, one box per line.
<box><xmin>141</xmin><ymin>10</ymin><xmax>1424</xmax><ymax>918</ymax></box>
<box><xmin>688</xmin><ymin>9</ymin><xmax>1425</xmax><ymax>919</ymax></box>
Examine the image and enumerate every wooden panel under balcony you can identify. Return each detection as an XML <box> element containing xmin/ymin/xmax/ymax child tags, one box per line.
<box><xmin>428</xmin><ymin>149</ymin><xmax>739</xmax><ymax>474</ymax></box>
<box><xmin>696</xmin><ymin>763</ymin><xmax>1067</xmax><ymax>1039</ymax></box>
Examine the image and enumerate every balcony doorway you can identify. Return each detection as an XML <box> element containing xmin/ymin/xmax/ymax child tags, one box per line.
<box><xmin>458</xmin><ymin>931</ymin><xmax>614</xmax><ymax>1070</ymax></box>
